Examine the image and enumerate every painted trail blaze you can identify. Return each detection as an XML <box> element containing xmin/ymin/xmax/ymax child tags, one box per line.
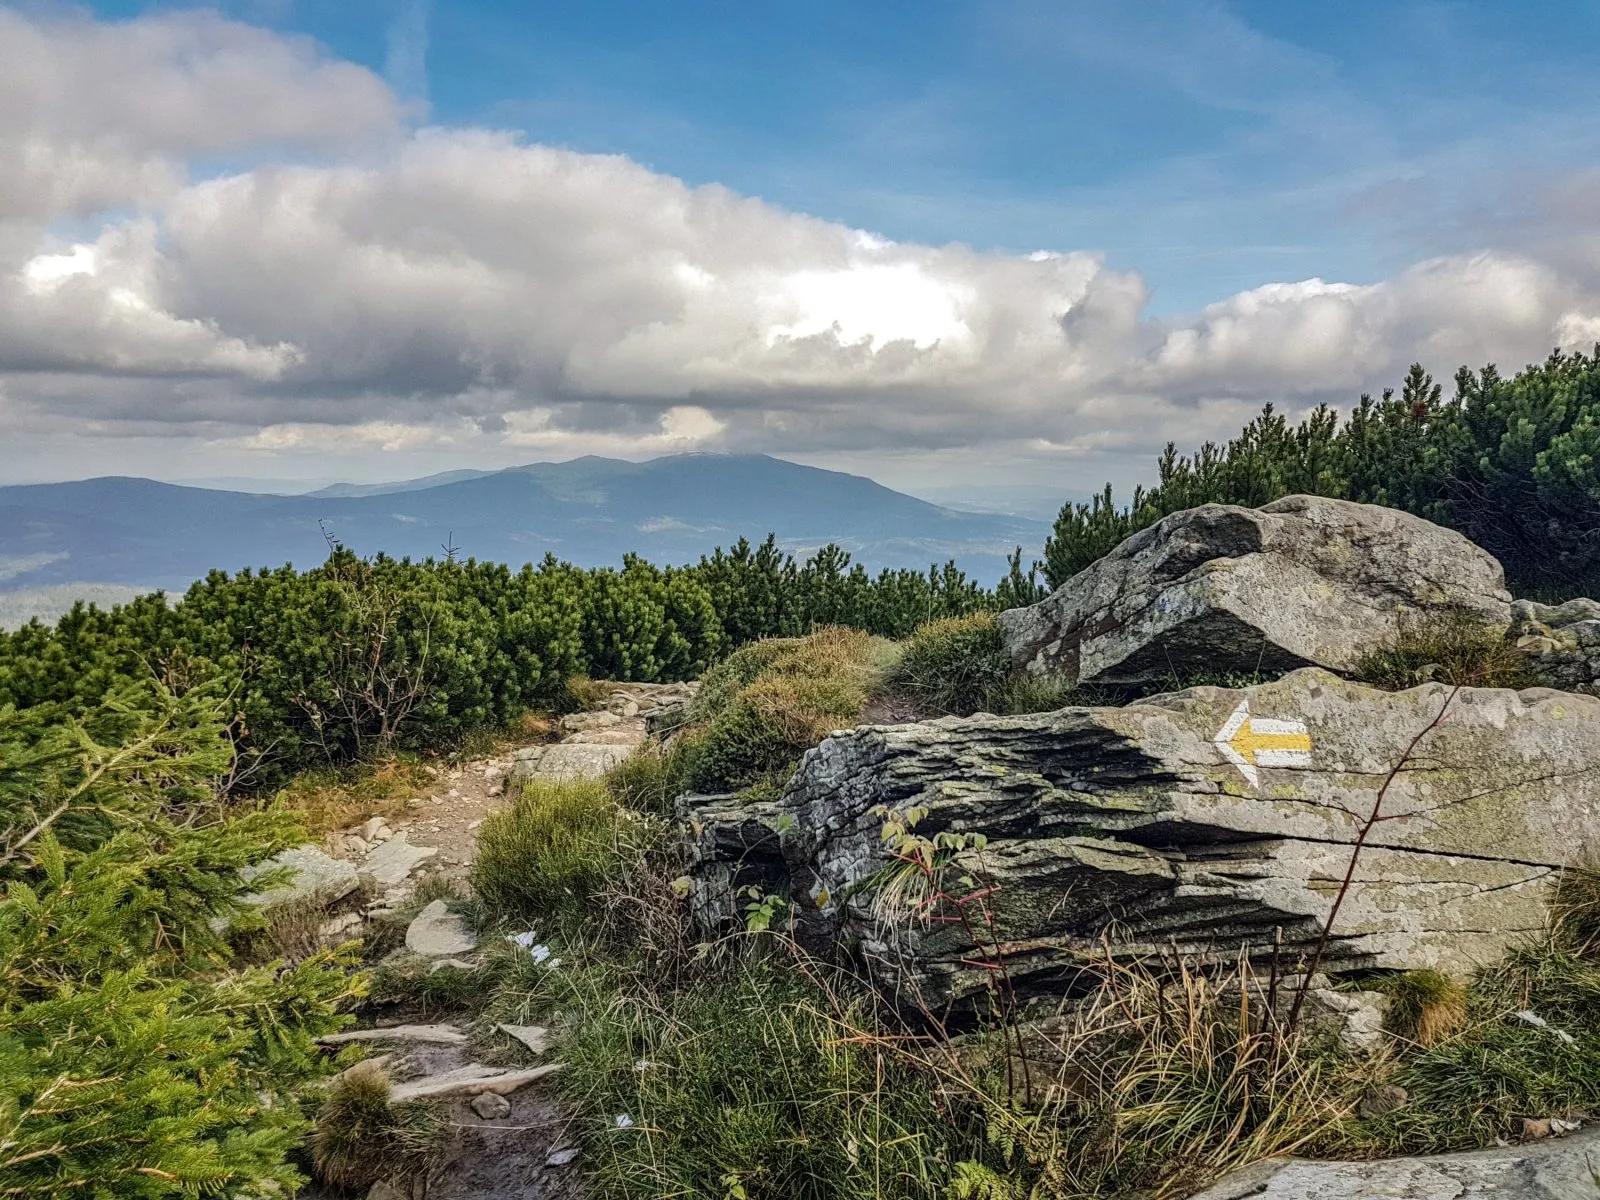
<box><xmin>1214</xmin><ymin>698</ymin><xmax>1313</xmax><ymax>787</ymax></box>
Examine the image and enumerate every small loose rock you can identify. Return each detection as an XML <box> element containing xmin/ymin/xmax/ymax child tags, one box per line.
<box><xmin>470</xmin><ymin>1092</ymin><xmax>512</xmax><ymax>1120</ymax></box>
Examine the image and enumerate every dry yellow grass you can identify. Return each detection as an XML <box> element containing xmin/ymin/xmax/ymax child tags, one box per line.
<box><xmin>275</xmin><ymin>756</ymin><xmax>433</xmax><ymax>835</ymax></box>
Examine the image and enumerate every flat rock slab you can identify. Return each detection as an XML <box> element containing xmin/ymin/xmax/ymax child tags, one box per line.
<box><xmin>510</xmin><ymin>742</ymin><xmax>636</xmax><ymax>781</ymax></box>
<box><xmin>239</xmin><ymin>845</ymin><xmax>359</xmax><ymax>908</ymax></box>
<box><xmin>1000</xmin><ymin>494</ymin><xmax>1513</xmax><ymax>690</ymax></box>
<box><xmin>686</xmin><ymin>669</ymin><xmax>1600</xmax><ymax>1010</ymax></box>
<box><xmin>1188</xmin><ymin>1125</ymin><xmax>1600</xmax><ymax>1199</ymax></box>
<box><xmin>498</xmin><ymin>1024</ymin><xmax>555</xmax><ymax>1054</ymax></box>
<box><xmin>320</xmin><ymin>1024</ymin><xmax>467</xmax><ymax>1046</ymax></box>
<box><xmin>406</xmin><ymin>900</ymin><xmax>478</xmax><ymax>957</ymax></box>
<box><xmin>360</xmin><ymin>832</ymin><xmax>438</xmax><ymax>887</ymax></box>
<box><xmin>390</xmin><ymin>1062</ymin><xmax>563</xmax><ymax>1102</ymax></box>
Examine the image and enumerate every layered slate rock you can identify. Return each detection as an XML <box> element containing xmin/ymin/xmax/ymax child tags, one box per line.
<box><xmin>1185</xmin><ymin>1124</ymin><xmax>1600</xmax><ymax>1200</ymax></box>
<box><xmin>684</xmin><ymin>670</ymin><xmax>1600</xmax><ymax>1011</ymax></box>
<box><xmin>1000</xmin><ymin>495</ymin><xmax>1512</xmax><ymax>690</ymax></box>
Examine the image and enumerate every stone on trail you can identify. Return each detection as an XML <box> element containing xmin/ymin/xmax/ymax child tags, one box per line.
<box><xmin>405</xmin><ymin>899</ymin><xmax>478</xmax><ymax>957</ymax></box>
<box><xmin>1184</xmin><ymin>1123</ymin><xmax>1600</xmax><ymax>1200</ymax></box>
<box><xmin>497</xmin><ymin>1024</ymin><xmax>555</xmax><ymax>1054</ymax></box>
<box><xmin>239</xmin><ymin>845</ymin><xmax>359</xmax><ymax>909</ymax></box>
<box><xmin>319</xmin><ymin>1024</ymin><xmax>467</xmax><ymax>1046</ymax></box>
<box><xmin>470</xmin><ymin>1091</ymin><xmax>512</xmax><ymax>1120</ymax></box>
<box><xmin>1000</xmin><ymin>494</ymin><xmax>1513</xmax><ymax>690</ymax></box>
<box><xmin>510</xmin><ymin>741</ymin><xmax>636</xmax><ymax>781</ymax></box>
<box><xmin>360</xmin><ymin>831</ymin><xmax>438</xmax><ymax>887</ymax></box>
<box><xmin>389</xmin><ymin>1062</ymin><xmax>563</xmax><ymax>1103</ymax></box>
<box><xmin>684</xmin><ymin>669</ymin><xmax>1600</xmax><ymax>1010</ymax></box>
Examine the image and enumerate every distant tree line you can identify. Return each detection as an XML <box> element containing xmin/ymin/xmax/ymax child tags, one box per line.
<box><xmin>1046</xmin><ymin>349</ymin><xmax>1600</xmax><ymax>600</ymax></box>
<box><xmin>0</xmin><ymin>537</ymin><xmax>1044</xmax><ymax>786</ymax></box>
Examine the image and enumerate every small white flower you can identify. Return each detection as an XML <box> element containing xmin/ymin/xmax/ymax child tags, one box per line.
<box><xmin>613</xmin><ymin>1114</ymin><xmax>635</xmax><ymax>1129</ymax></box>
<box><xmin>506</xmin><ymin>930</ymin><xmax>539</xmax><ymax>948</ymax></box>
<box><xmin>528</xmin><ymin>944</ymin><xmax>552</xmax><ymax>964</ymax></box>
<box><xmin>634</xmin><ymin>1059</ymin><xmax>662</xmax><ymax>1072</ymax></box>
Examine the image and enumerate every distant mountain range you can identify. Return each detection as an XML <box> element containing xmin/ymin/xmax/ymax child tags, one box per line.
<box><xmin>0</xmin><ymin>454</ymin><xmax>1052</xmax><ymax>622</ymax></box>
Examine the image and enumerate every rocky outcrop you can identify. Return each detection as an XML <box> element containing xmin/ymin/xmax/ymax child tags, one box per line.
<box><xmin>683</xmin><ymin>670</ymin><xmax>1600</xmax><ymax>1011</ymax></box>
<box><xmin>1000</xmin><ymin>495</ymin><xmax>1513</xmax><ymax>690</ymax></box>
<box><xmin>1186</xmin><ymin>1124</ymin><xmax>1600</xmax><ymax>1200</ymax></box>
<box><xmin>1514</xmin><ymin>598</ymin><xmax>1600</xmax><ymax>696</ymax></box>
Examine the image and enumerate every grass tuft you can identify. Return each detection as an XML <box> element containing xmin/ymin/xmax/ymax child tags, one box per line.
<box><xmin>275</xmin><ymin>755</ymin><xmax>432</xmax><ymax>836</ymax></box>
<box><xmin>311</xmin><ymin>1060</ymin><xmax>448</xmax><ymax>1191</ymax></box>
<box><xmin>1378</xmin><ymin>970</ymin><xmax>1468</xmax><ymax>1048</ymax></box>
<box><xmin>604</xmin><ymin>739</ymin><xmax>697</xmax><ymax>817</ymax></box>
<box><xmin>1355</xmin><ymin>611</ymin><xmax>1529</xmax><ymax>692</ymax></box>
<box><xmin>564</xmin><ymin>674</ymin><xmax>615</xmax><ymax>712</ymax></box>
<box><xmin>471</xmin><ymin>777</ymin><xmax>643</xmax><ymax>930</ymax></box>
<box><xmin>883</xmin><ymin>613</ymin><xmax>1015</xmax><ymax>716</ymax></box>
<box><xmin>683</xmin><ymin>628</ymin><xmax>895</xmax><ymax>793</ymax></box>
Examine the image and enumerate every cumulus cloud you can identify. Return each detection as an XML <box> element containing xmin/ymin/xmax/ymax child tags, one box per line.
<box><xmin>0</xmin><ymin>8</ymin><xmax>397</xmax><ymax>221</ymax></box>
<box><xmin>3</xmin><ymin>6</ymin><xmax>1600</xmax><ymax>486</ymax></box>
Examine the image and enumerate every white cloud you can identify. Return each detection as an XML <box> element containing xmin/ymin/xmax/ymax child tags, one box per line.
<box><xmin>0</xmin><ymin>7</ymin><xmax>396</xmax><ymax>221</ymax></box>
<box><xmin>2</xmin><ymin>7</ymin><xmax>1600</xmax><ymax>486</ymax></box>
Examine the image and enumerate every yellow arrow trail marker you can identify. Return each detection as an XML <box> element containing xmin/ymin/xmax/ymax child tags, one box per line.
<box><xmin>1214</xmin><ymin>698</ymin><xmax>1312</xmax><ymax>787</ymax></box>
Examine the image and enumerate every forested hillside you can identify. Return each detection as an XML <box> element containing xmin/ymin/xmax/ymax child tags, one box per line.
<box><xmin>1047</xmin><ymin>349</ymin><xmax>1600</xmax><ymax>599</ymax></box>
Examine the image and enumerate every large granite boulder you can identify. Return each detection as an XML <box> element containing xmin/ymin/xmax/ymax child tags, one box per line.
<box><xmin>1000</xmin><ymin>495</ymin><xmax>1513</xmax><ymax>690</ymax></box>
<box><xmin>1187</xmin><ymin>1125</ymin><xmax>1600</xmax><ymax>1200</ymax></box>
<box><xmin>683</xmin><ymin>670</ymin><xmax>1600</xmax><ymax>1011</ymax></box>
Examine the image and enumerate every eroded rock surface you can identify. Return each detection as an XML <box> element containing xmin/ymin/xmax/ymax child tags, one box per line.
<box><xmin>1514</xmin><ymin>598</ymin><xmax>1600</xmax><ymax>697</ymax></box>
<box><xmin>239</xmin><ymin>845</ymin><xmax>359</xmax><ymax>909</ymax></box>
<box><xmin>1186</xmin><ymin>1125</ymin><xmax>1600</xmax><ymax>1200</ymax></box>
<box><xmin>685</xmin><ymin>670</ymin><xmax>1600</xmax><ymax>1011</ymax></box>
<box><xmin>1000</xmin><ymin>495</ymin><xmax>1512</xmax><ymax>690</ymax></box>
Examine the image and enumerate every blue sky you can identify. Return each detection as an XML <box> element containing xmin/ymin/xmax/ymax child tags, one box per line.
<box><xmin>86</xmin><ymin>0</ymin><xmax>1600</xmax><ymax>313</ymax></box>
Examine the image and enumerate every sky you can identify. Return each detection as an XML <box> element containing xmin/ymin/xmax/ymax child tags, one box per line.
<box><xmin>3</xmin><ymin>1</ymin><xmax>1600</xmax><ymax>510</ymax></box>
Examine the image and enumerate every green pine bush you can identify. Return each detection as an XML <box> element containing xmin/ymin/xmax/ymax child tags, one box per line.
<box><xmin>1045</xmin><ymin>353</ymin><xmax>1600</xmax><ymax>600</ymax></box>
<box><xmin>0</xmin><ymin>684</ymin><xmax>357</xmax><ymax>1197</ymax></box>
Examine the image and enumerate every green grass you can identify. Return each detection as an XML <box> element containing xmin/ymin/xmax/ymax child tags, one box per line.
<box><xmin>604</xmin><ymin>738</ymin><xmax>698</xmax><ymax>817</ymax></box>
<box><xmin>882</xmin><ymin>613</ymin><xmax>1015</xmax><ymax>717</ymax></box>
<box><xmin>535</xmin><ymin>943</ymin><xmax>983</xmax><ymax>1200</ymax></box>
<box><xmin>682</xmin><ymin>628</ymin><xmax>897</xmax><ymax>793</ymax></box>
<box><xmin>471</xmin><ymin>777</ymin><xmax>647</xmax><ymax>931</ymax></box>
<box><xmin>1355</xmin><ymin>873</ymin><xmax>1600</xmax><ymax>1153</ymax></box>
<box><xmin>1355</xmin><ymin>611</ymin><xmax>1530</xmax><ymax>691</ymax></box>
